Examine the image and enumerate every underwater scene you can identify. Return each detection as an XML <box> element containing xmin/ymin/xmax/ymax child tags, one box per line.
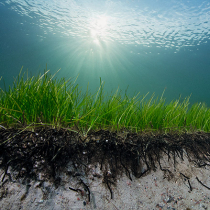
<box><xmin>0</xmin><ymin>0</ymin><xmax>210</xmax><ymax>131</ymax></box>
<box><xmin>2</xmin><ymin>2</ymin><xmax>210</xmax><ymax>209</ymax></box>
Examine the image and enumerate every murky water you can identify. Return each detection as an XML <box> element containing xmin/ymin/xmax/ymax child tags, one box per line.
<box><xmin>0</xmin><ymin>0</ymin><xmax>210</xmax><ymax>105</ymax></box>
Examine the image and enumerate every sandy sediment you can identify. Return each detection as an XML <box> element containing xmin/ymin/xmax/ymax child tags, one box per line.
<box><xmin>1</xmin><ymin>129</ymin><xmax>210</xmax><ymax>209</ymax></box>
<box><xmin>0</xmin><ymin>152</ymin><xmax>210</xmax><ymax>210</ymax></box>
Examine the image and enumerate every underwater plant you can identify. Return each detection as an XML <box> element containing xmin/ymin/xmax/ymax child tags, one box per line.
<box><xmin>0</xmin><ymin>67</ymin><xmax>210</xmax><ymax>133</ymax></box>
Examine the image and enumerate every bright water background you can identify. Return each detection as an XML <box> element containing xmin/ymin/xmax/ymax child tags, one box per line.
<box><xmin>0</xmin><ymin>0</ymin><xmax>210</xmax><ymax>105</ymax></box>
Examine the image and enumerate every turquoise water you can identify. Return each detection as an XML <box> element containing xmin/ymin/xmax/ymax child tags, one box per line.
<box><xmin>0</xmin><ymin>0</ymin><xmax>210</xmax><ymax>105</ymax></box>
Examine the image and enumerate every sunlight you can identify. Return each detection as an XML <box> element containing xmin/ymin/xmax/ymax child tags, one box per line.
<box><xmin>89</xmin><ymin>16</ymin><xmax>108</xmax><ymax>42</ymax></box>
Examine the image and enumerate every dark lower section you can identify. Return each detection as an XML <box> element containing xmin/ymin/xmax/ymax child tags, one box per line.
<box><xmin>0</xmin><ymin>128</ymin><xmax>210</xmax><ymax>198</ymax></box>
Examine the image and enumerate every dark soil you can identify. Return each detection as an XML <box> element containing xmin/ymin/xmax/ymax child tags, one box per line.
<box><xmin>0</xmin><ymin>128</ymin><xmax>210</xmax><ymax>198</ymax></box>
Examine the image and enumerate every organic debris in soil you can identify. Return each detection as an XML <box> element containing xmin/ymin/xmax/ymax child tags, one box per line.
<box><xmin>0</xmin><ymin>128</ymin><xmax>210</xmax><ymax>198</ymax></box>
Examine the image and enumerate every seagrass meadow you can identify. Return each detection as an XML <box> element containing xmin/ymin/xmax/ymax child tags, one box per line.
<box><xmin>1</xmin><ymin>68</ymin><xmax>210</xmax><ymax>132</ymax></box>
<box><xmin>1</xmin><ymin>69</ymin><xmax>210</xmax><ymax>206</ymax></box>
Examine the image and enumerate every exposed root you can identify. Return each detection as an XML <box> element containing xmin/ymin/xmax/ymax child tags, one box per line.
<box><xmin>0</xmin><ymin>128</ymin><xmax>210</xmax><ymax>202</ymax></box>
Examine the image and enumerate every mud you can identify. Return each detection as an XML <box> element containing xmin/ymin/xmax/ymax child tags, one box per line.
<box><xmin>0</xmin><ymin>128</ymin><xmax>210</xmax><ymax>209</ymax></box>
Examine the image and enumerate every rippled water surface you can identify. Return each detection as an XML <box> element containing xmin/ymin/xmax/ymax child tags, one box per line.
<box><xmin>0</xmin><ymin>0</ymin><xmax>210</xmax><ymax>105</ymax></box>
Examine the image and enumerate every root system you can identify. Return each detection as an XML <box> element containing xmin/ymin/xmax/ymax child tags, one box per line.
<box><xmin>0</xmin><ymin>128</ymin><xmax>210</xmax><ymax>199</ymax></box>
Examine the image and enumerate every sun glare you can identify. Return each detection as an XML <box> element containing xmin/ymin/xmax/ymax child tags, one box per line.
<box><xmin>89</xmin><ymin>16</ymin><xmax>108</xmax><ymax>41</ymax></box>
